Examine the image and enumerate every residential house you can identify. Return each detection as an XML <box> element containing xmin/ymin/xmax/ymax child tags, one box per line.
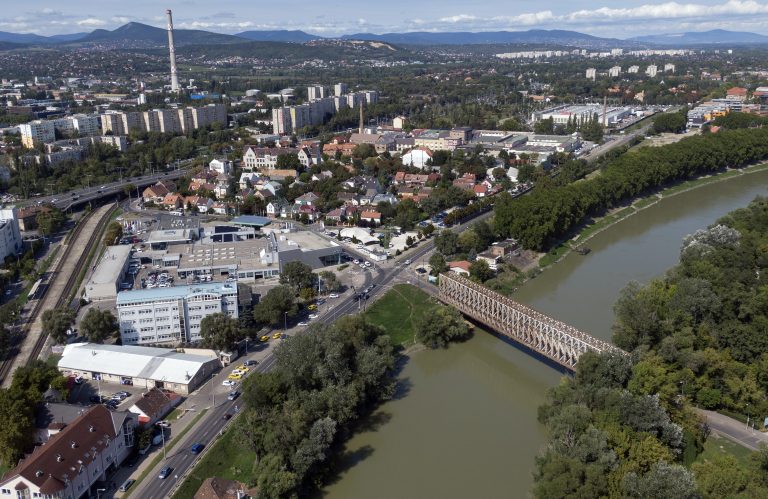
<box><xmin>295</xmin><ymin>192</ymin><xmax>320</xmax><ymax>206</ymax></box>
<box><xmin>162</xmin><ymin>193</ymin><xmax>183</xmax><ymax>210</ymax></box>
<box><xmin>476</xmin><ymin>250</ymin><xmax>500</xmax><ymax>271</ymax></box>
<box><xmin>325</xmin><ymin>206</ymin><xmax>347</xmax><ymax>222</ymax></box>
<box><xmin>393</xmin><ymin>172</ymin><xmax>438</xmax><ymax>186</ymax></box>
<box><xmin>0</xmin><ymin>405</ymin><xmax>135</xmax><ymax>499</ymax></box>
<box><xmin>448</xmin><ymin>260</ymin><xmax>471</xmax><ymax>276</ymax></box>
<box><xmin>371</xmin><ymin>193</ymin><xmax>399</xmax><ymax>206</ymax></box>
<box><xmin>209</xmin><ymin>158</ymin><xmax>232</xmax><ymax>175</ymax></box>
<box><xmin>453</xmin><ymin>173</ymin><xmax>477</xmax><ymax>191</ymax></box>
<box><xmin>337</xmin><ymin>192</ymin><xmax>360</xmax><ymax>205</ymax></box>
<box><xmin>266</xmin><ymin>199</ymin><xmax>289</xmax><ymax>218</ymax></box>
<box><xmin>360</xmin><ymin>210</ymin><xmax>382</xmax><ymax>225</ymax></box>
<box><xmin>322</xmin><ymin>142</ymin><xmax>356</xmax><ymax>156</ymax></box>
<box><xmin>128</xmin><ymin>388</ymin><xmax>181</xmax><ymax>427</ymax></box>
<box><xmin>17</xmin><ymin>205</ymin><xmax>50</xmax><ymax>231</ymax></box>
<box><xmin>239</xmin><ymin>172</ymin><xmax>261</xmax><ymax>190</ymax></box>
<box><xmin>142</xmin><ymin>183</ymin><xmax>169</xmax><ymax>204</ymax></box>
<box><xmin>726</xmin><ymin>87</ymin><xmax>748</xmax><ymax>102</ymax></box>
<box><xmin>264</xmin><ymin>169</ymin><xmax>298</xmax><ymax>181</ymax></box>
<box><xmin>311</xmin><ymin>170</ymin><xmax>333</xmax><ymax>182</ymax></box>
<box><xmin>473</xmin><ymin>184</ymin><xmax>489</xmax><ymax>197</ymax></box>
<box><xmin>211</xmin><ymin>202</ymin><xmax>231</xmax><ymax>215</ymax></box>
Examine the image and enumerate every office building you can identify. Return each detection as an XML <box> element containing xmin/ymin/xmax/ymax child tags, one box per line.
<box><xmin>19</xmin><ymin>120</ymin><xmax>55</xmax><ymax>148</ymax></box>
<box><xmin>116</xmin><ymin>282</ymin><xmax>239</xmax><ymax>346</ymax></box>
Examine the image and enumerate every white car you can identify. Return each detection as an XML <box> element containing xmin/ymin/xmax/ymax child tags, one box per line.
<box><xmin>222</xmin><ymin>379</ymin><xmax>237</xmax><ymax>387</ymax></box>
<box><xmin>353</xmin><ymin>259</ymin><xmax>359</xmax><ymax>265</ymax></box>
<box><xmin>298</xmin><ymin>321</ymin><xmax>309</xmax><ymax>326</ymax></box>
<box><xmin>308</xmin><ymin>314</ymin><xmax>318</xmax><ymax>319</ymax></box>
<box><xmin>329</xmin><ymin>293</ymin><xmax>339</xmax><ymax>299</ymax></box>
<box><xmin>155</xmin><ymin>420</ymin><xmax>171</xmax><ymax>428</ymax></box>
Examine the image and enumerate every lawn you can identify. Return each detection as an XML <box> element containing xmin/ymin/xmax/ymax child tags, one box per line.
<box><xmin>171</xmin><ymin>429</ymin><xmax>256</xmax><ymax>499</ymax></box>
<box><xmin>694</xmin><ymin>432</ymin><xmax>755</xmax><ymax>468</ymax></box>
<box><xmin>364</xmin><ymin>284</ymin><xmax>438</xmax><ymax>347</ymax></box>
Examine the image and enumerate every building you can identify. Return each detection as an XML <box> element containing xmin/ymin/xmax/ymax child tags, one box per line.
<box><xmin>58</xmin><ymin>343</ymin><xmax>220</xmax><ymax>394</ymax></box>
<box><xmin>664</xmin><ymin>63</ymin><xmax>676</xmax><ymax>73</ymax></box>
<box><xmin>628</xmin><ymin>65</ymin><xmax>640</xmax><ymax>74</ymax></box>
<box><xmin>209</xmin><ymin>158</ymin><xmax>232</xmax><ymax>175</ymax></box>
<box><xmin>393</xmin><ymin>116</ymin><xmax>407</xmax><ymax>130</ymax></box>
<box><xmin>401</xmin><ymin>147</ymin><xmax>434</xmax><ymax>168</ymax></box>
<box><xmin>116</xmin><ymin>282</ymin><xmax>239</xmax><ymax>346</ymax></box>
<box><xmin>646</xmin><ymin>65</ymin><xmax>658</xmax><ymax>77</ymax></box>
<box><xmin>84</xmin><ymin>245</ymin><xmax>133</xmax><ymax>301</ymax></box>
<box><xmin>586</xmin><ymin>68</ymin><xmax>597</xmax><ymax>80</ymax></box>
<box><xmin>242</xmin><ymin>146</ymin><xmax>319</xmax><ymax>170</ymax></box>
<box><xmin>532</xmin><ymin>105</ymin><xmax>631</xmax><ymax>126</ymax></box>
<box><xmin>19</xmin><ymin>120</ymin><xmax>55</xmax><ymax>148</ymax></box>
<box><xmin>128</xmin><ymin>388</ymin><xmax>182</xmax><ymax>425</ymax></box>
<box><xmin>0</xmin><ymin>405</ymin><xmax>135</xmax><ymax>499</ymax></box>
<box><xmin>307</xmin><ymin>85</ymin><xmax>326</xmax><ymax>100</ymax></box>
<box><xmin>70</xmin><ymin>114</ymin><xmax>100</xmax><ymax>136</ymax></box>
<box><xmin>334</xmin><ymin>83</ymin><xmax>348</xmax><ymax>96</ymax></box>
<box><xmin>0</xmin><ymin>207</ymin><xmax>22</xmax><ymax>260</ymax></box>
<box><xmin>726</xmin><ymin>87</ymin><xmax>748</xmax><ymax>102</ymax></box>
<box><xmin>609</xmin><ymin>66</ymin><xmax>621</xmax><ymax>77</ymax></box>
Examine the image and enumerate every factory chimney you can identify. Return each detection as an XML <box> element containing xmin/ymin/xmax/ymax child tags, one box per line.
<box><xmin>166</xmin><ymin>9</ymin><xmax>180</xmax><ymax>92</ymax></box>
<box><xmin>358</xmin><ymin>99</ymin><xmax>364</xmax><ymax>135</ymax></box>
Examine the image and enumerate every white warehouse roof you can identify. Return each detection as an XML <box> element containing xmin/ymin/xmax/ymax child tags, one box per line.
<box><xmin>58</xmin><ymin>343</ymin><xmax>217</xmax><ymax>386</ymax></box>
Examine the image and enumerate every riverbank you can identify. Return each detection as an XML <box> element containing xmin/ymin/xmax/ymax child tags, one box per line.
<box><xmin>536</xmin><ymin>162</ymin><xmax>768</xmax><ymax>274</ymax></box>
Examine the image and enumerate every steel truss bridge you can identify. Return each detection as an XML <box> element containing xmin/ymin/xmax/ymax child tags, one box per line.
<box><xmin>438</xmin><ymin>273</ymin><xmax>627</xmax><ymax>370</ymax></box>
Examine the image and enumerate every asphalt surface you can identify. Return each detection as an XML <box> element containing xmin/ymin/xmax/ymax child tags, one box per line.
<box><xmin>699</xmin><ymin>409</ymin><xmax>768</xmax><ymax>451</ymax></box>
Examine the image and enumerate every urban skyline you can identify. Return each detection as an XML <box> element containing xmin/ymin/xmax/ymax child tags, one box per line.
<box><xmin>4</xmin><ymin>0</ymin><xmax>768</xmax><ymax>38</ymax></box>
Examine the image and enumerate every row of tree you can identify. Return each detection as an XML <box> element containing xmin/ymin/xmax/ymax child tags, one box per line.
<box><xmin>494</xmin><ymin>127</ymin><xmax>768</xmax><ymax>250</ymax></box>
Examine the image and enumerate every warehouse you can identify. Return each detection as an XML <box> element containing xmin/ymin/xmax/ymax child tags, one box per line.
<box><xmin>84</xmin><ymin>245</ymin><xmax>133</xmax><ymax>301</ymax></box>
<box><xmin>57</xmin><ymin>343</ymin><xmax>220</xmax><ymax>394</ymax></box>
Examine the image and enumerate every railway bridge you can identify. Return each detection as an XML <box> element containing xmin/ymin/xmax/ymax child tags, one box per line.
<box><xmin>438</xmin><ymin>273</ymin><xmax>627</xmax><ymax>370</ymax></box>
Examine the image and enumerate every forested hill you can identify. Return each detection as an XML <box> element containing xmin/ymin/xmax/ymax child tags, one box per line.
<box><xmin>494</xmin><ymin>126</ymin><xmax>768</xmax><ymax>251</ymax></box>
<box><xmin>534</xmin><ymin>197</ymin><xmax>768</xmax><ymax>497</ymax></box>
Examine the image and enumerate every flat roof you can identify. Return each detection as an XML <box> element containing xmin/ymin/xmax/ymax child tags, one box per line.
<box><xmin>265</xmin><ymin>228</ymin><xmax>338</xmax><ymax>252</ymax></box>
<box><xmin>177</xmin><ymin>239</ymin><xmax>273</xmax><ymax>271</ymax></box>
<box><xmin>230</xmin><ymin>215</ymin><xmax>272</xmax><ymax>227</ymax></box>
<box><xmin>58</xmin><ymin>343</ymin><xmax>216</xmax><ymax>385</ymax></box>
<box><xmin>116</xmin><ymin>281</ymin><xmax>237</xmax><ymax>305</ymax></box>
<box><xmin>88</xmin><ymin>245</ymin><xmax>132</xmax><ymax>286</ymax></box>
<box><xmin>147</xmin><ymin>229</ymin><xmax>195</xmax><ymax>244</ymax></box>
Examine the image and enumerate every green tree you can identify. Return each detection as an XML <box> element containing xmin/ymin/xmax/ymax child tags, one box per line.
<box><xmin>279</xmin><ymin>261</ymin><xmax>314</xmax><ymax>291</ymax></box>
<box><xmin>36</xmin><ymin>208</ymin><xmax>66</xmax><ymax>237</ymax></box>
<box><xmin>318</xmin><ymin>271</ymin><xmax>341</xmax><ymax>292</ymax></box>
<box><xmin>102</xmin><ymin>221</ymin><xmax>123</xmax><ymax>246</ymax></box>
<box><xmin>622</xmin><ymin>462</ymin><xmax>697</xmax><ymax>499</ymax></box>
<box><xmin>42</xmin><ymin>307</ymin><xmax>75</xmax><ymax>344</ymax></box>
<box><xmin>414</xmin><ymin>306</ymin><xmax>470</xmax><ymax>348</ymax></box>
<box><xmin>79</xmin><ymin>308</ymin><xmax>118</xmax><ymax>343</ymax></box>
<box><xmin>434</xmin><ymin>229</ymin><xmax>459</xmax><ymax>256</ymax></box>
<box><xmin>254</xmin><ymin>285</ymin><xmax>298</xmax><ymax>326</ymax></box>
<box><xmin>200</xmin><ymin>312</ymin><xmax>243</xmax><ymax>351</ymax></box>
<box><xmin>429</xmin><ymin>253</ymin><xmax>449</xmax><ymax>275</ymax></box>
<box><xmin>469</xmin><ymin>259</ymin><xmax>494</xmax><ymax>283</ymax></box>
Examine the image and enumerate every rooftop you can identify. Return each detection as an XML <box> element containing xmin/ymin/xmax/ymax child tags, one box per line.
<box><xmin>177</xmin><ymin>239</ymin><xmax>273</xmax><ymax>272</ymax></box>
<box><xmin>87</xmin><ymin>245</ymin><xmax>132</xmax><ymax>287</ymax></box>
<box><xmin>116</xmin><ymin>282</ymin><xmax>238</xmax><ymax>305</ymax></box>
<box><xmin>147</xmin><ymin>228</ymin><xmax>196</xmax><ymax>244</ymax></box>
<box><xmin>58</xmin><ymin>343</ymin><xmax>218</xmax><ymax>385</ymax></box>
<box><xmin>230</xmin><ymin>215</ymin><xmax>272</xmax><ymax>227</ymax></box>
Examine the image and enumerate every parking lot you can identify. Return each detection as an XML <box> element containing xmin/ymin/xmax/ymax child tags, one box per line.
<box><xmin>67</xmin><ymin>377</ymin><xmax>144</xmax><ymax>410</ymax></box>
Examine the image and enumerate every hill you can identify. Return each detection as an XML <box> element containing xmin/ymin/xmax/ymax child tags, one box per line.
<box><xmin>169</xmin><ymin>39</ymin><xmax>405</xmax><ymax>61</ymax></box>
<box><xmin>0</xmin><ymin>31</ymin><xmax>86</xmax><ymax>44</ymax></box>
<box><xmin>235</xmin><ymin>30</ymin><xmax>321</xmax><ymax>43</ymax></box>
<box><xmin>0</xmin><ymin>41</ymin><xmax>27</xmax><ymax>51</ymax></box>
<box><xmin>630</xmin><ymin>29</ymin><xmax>768</xmax><ymax>45</ymax></box>
<box><xmin>75</xmin><ymin>22</ymin><xmax>243</xmax><ymax>47</ymax></box>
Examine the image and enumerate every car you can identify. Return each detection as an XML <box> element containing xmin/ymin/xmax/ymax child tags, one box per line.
<box><xmin>89</xmin><ymin>395</ymin><xmax>105</xmax><ymax>403</ymax></box>
<box><xmin>329</xmin><ymin>293</ymin><xmax>339</xmax><ymax>298</ymax></box>
<box><xmin>118</xmin><ymin>479</ymin><xmax>136</xmax><ymax>492</ymax></box>
<box><xmin>223</xmin><ymin>413</ymin><xmax>232</xmax><ymax>420</ymax></box>
<box><xmin>101</xmin><ymin>185</ymin><xmax>108</xmax><ymax>189</ymax></box>
<box><xmin>260</xmin><ymin>335</ymin><xmax>270</xmax><ymax>342</ymax></box>
<box><xmin>158</xmin><ymin>466</ymin><xmax>172</xmax><ymax>479</ymax></box>
<box><xmin>307</xmin><ymin>304</ymin><xmax>318</xmax><ymax>310</ymax></box>
<box><xmin>231</xmin><ymin>369</ymin><xmax>245</xmax><ymax>376</ymax></box>
<box><xmin>244</xmin><ymin>360</ymin><xmax>258</xmax><ymax>367</ymax></box>
<box><xmin>190</xmin><ymin>443</ymin><xmax>204</xmax><ymax>454</ymax></box>
<box><xmin>308</xmin><ymin>314</ymin><xmax>318</xmax><ymax>320</ymax></box>
<box><xmin>155</xmin><ymin>420</ymin><xmax>171</xmax><ymax>428</ymax></box>
<box><xmin>352</xmin><ymin>259</ymin><xmax>359</xmax><ymax>265</ymax></box>
<box><xmin>364</xmin><ymin>261</ymin><xmax>372</xmax><ymax>267</ymax></box>
<box><xmin>113</xmin><ymin>392</ymin><xmax>129</xmax><ymax>399</ymax></box>
<box><xmin>222</xmin><ymin>379</ymin><xmax>237</xmax><ymax>387</ymax></box>
<box><xmin>227</xmin><ymin>391</ymin><xmax>240</xmax><ymax>401</ymax></box>
<box><xmin>236</xmin><ymin>366</ymin><xmax>250</xmax><ymax>372</ymax></box>
<box><xmin>404</xmin><ymin>259</ymin><xmax>411</xmax><ymax>265</ymax></box>
<box><xmin>227</xmin><ymin>373</ymin><xmax>242</xmax><ymax>380</ymax></box>
<box><xmin>416</xmin><ymin>268</ymin><xmax>427</xmax><ymax>274</ymax></box>
<box><xmin>272</xmin><ymin>332</ymin><xmax>282</xmax><ymax>340</ymax></box>
<box><xmin>298</xmin><ymin>321</ymin><xmax>309</xmax><ymax>326</ymax></box>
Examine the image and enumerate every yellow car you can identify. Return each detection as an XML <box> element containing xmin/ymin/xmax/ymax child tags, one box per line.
<box><xmin>272</xmin><ymin>332</ymin><xmax>282</xmax><ymax>340</ymax></box>
<box><xmin>235</xmin><ymin>364</ymin><xmax>249</xmax><ymax>372</ymax></box>
<box><xmin>260</xmin><ymin>335</ymin><xmax>270</xmax><ymax>342</ymax></box>
<box><xmin>307</xmin><ymin>304</ymin><xmax>318</xmax><ymax>310</ymax></box>
<box><xmin>227</xmin><ymin>373</ymin><xmax>242</xmax><ymax>380</ymax></box>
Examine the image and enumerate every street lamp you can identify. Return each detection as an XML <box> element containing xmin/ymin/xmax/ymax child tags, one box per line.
<box><xmin>96</xmin><ymin>488</ymin><xmax>106</xmax><ymax>499</ymax></box>
<box><xmin>244</xmin><ymin>337</ymin><xmax>249</xmax><ymax>354</ymax></box>
<box><xmin>747</xmin><ymin>403</ymin><xmax>751</xmax><ymax>430</ymax></box>
<box><xmin>284</xmin><ymin>311</ymin><xmax>288</xmax><ymax>333</ymax></box>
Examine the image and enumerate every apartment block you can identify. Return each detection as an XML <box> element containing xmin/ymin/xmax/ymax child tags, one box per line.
<box><xmin>308</xmin><ymin>85</ymin><xmax>327</xmax><ymax>100</ymax></box>
<box><xmin>19</xmin><ymin>120</ymin><xmax>55</xmax><ymax>148</ymax></box>
<box><xmin>609</xmin><ymin>66</ymin><xmax>621</xmax><ymax>77</ymax></box>
<box><xmin>116</xmin><ymin>282</ymin><xmax>239</xmax><ymax>346</ymax></box>
<box><xmin>334</xmin><ymin>82</ymin><xmax>348</xmax><ymax>96</ymax></box>
<box><xmin>646</xmin><ymin>65</ymin><xmax>658</xmax><ymax>77</ymax></box>
<box><xmin>628</xmin><ymin>65</ymin><xmax>640</xmax><ymax>74</ymax></box>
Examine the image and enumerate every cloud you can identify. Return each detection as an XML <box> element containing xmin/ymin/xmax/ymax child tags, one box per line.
<box><xmin>77</xmin><ymin>18</ymin><xmax>107</xmax><ymax>27</ymax></box>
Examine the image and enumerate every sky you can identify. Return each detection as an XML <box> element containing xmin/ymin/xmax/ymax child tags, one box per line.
<box><xmin>4</xmin><ymin>0</ymin><xmax>768</xmax><ymax>38</ymax></box>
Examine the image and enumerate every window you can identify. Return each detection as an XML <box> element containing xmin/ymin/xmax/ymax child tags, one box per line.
<box><xmin>1</xmin><ymin>489</ymin><xmax>10</xmax><ymax>495</ymax></box>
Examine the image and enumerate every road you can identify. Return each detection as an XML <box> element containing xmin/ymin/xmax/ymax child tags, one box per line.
<box><xmin>698</xmin><ymin>409</ymin><xmax>768</xmax><ymax>451</ymax></box>
<box><xmin>583</xmin><ymin>124</ymin><xmax>651</xmax><ymax>163</ymax></box>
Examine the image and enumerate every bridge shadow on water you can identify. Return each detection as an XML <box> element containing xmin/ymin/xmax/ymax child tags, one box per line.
<box><xmin>464</xmin><ymin>316</ymin><xmax>574</xmax><ymax>377</ymax></box>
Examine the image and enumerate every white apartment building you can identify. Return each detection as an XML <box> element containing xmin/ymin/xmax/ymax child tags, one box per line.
<box><xmin>610</xmin><ymin>48</ymin><xmax>624</xmax><ymax>56</ymax></box>
<box><xmin>334</xmin><ymin>82</ymin><xmax>348</xmax><ymax>96</ymax></box>
<box><xmin>117</xmin><ymin>282</ymin><xmax>239</xmax><ymax>346</ymax></box>
<box><xmin>586</xmin><ymin>68</ymin><xmax>597</xmax><ymax>80</ymax></box>
<box><xmin>100</xmin><ymin>111</ymin><xmax>125</xmax><ymax>135</ymax></box>
<box><xmin>19</xmin><ymin>120</ymin><xmax>55</xmax><ymax>147</ymax></box>
<box><xmin>646</xmin><ymin>65</ymin><xmax>658</xmax><ymax>77</ymax></box>
<box><xmin>664</xmin><ymin>63</ymin><xmax>676</xmax><ymax>73</ymax></box>
<box><xmin>308</xmin><ymin>85</ymin><xmax>327</xmax><ymax>100</ymax></box>
<box><xmin>609</xmin><ymin>66</ymin><xmax>621</xmax><ymax>77</ymax></box>
<box><xmin>70</xmin><ymin>114</ymin><xmax>101</xmax><ymax>136</ymax></box>
<box><xmin>628</xmin><ymin>65</ymin><xmax>640</xmax><ymax>74</ymax></box>
<box><xmin>0</xmin><ymin>207</ymin><xmax>21</xmax><ymax>259</ymax></box>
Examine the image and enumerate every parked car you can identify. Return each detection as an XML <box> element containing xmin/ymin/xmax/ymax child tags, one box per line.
<box><xmin>118</xmin><ymin>479</ymin><xmax>135</xmax><ymax>492</ymax></box>
<box><xmin>223</xmin><ymin>413</ymin><xmax>232</xmax><ymax>420</ymax></box>
<box><xmin>308</xmin><ymin>314</ymin><xmax>318</xmax><ymax>320</ymax></box>
<box><xmin>191</xmin><ymin>443</ymin><xmax>204</xmax><ymax>454</ymax></box>
<box><xmin>227</xmin><ymin>391</ymin><xmax>240</xmax><ymax>401</ymax></box>
<box><xmin>244</xmin><ymin>360</ymin><xmax>258</xmax><ymax>367</ymax></box>
<box><xmin>158</xmin><ymin>466</ymin><xmax>172</xmax><ymax>479</ymax></box>
<box><xmin>222</xmin><ymin>379</ymin><xmax>237</xmax><ymax>387</ymax></box>
<box><xmin>329</xmin><ymin>293</ymin><xmax>339</xmax><ymax>299</ymax></box>
<box><xmin>298</xmin><ymin>322</ymin><xmax>309</xmax><ymax>326</ymax></box>
<box><xmin>155</xmin><ymin>420</ymin><xmax>171</xmax><ymax>428</ymax></box>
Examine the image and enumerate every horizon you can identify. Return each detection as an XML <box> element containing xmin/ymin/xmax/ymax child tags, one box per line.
<box><xmin>3</xmin><ymin>0</ymin><xmax>768</xmax><ymax>39</ymax></box>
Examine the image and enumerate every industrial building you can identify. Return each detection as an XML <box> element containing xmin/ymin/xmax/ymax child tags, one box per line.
<box><xmin>58</xmin><ymin>343</ymin><xmax>220</xmax><ymax>394</ymax></box>
<box><xmin>116</xmin><ymin>282</ymin><xmax>239</xmax><ymax>346</ymax></box>
<box><xmin>531</xmin><ymin>104</ymin><xmax>633</xmax><ymax>126</ymax></box>
<box><xmin>84</xmin><ymin>245</ymin><xmax>133</xmax><ymax>301</ymax></box>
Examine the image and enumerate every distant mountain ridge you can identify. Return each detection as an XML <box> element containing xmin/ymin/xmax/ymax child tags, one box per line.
<box><xmin>77</xmin><ymin>22</ymin><xmax>242</xmax><ymax>46</ymax></box>
<box><xmin>630</xmin><ymin>29</ymin><xmax>768</xmax><ymax>45</ymax></box>
<box><xmin>339</xmin><ymin>29</ymin><xmax>620</xmax><ymax>47</ymax></box>
<box><xmin>0</xmin><ymin>31</ymin><xmax>88</xmax><ymax>44</ymax></box>
<box><xmin>235</xmin><ymin>30</ymin><xmax>321</xmax><ymax>43</ymax></box>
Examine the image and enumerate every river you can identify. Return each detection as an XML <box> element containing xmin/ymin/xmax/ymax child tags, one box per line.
<box><xmin>322</xmin><ymin>169</ymin><xmax>768</xmax><ymax>499</ymax></box>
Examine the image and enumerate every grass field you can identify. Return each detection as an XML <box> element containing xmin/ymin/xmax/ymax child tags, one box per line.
<box><xmin>171</xmin><ymin>429</ymin><xmax>256</xmax><ymax>499</ymax></box>
<box><xmin>364</xmin><ymin>284</ymin><xmax>438</xmax><ymax>346</ymax></box>
<box><xmin>694</xmin><ymin>432</ymin><xmax>755</xmax><ymax>468</ymax></box>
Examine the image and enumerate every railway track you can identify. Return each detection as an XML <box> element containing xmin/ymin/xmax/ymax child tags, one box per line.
<box><xmin>0</xmin><ymin>204</ymin><xmax>116</xmax><ymax>383</ymax></box>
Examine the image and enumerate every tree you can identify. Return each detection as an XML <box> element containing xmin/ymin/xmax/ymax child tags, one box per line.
<box><xmin>429</xmin><ymin>253</ymin><xmax>449</xmax><ymax>275</ymax></box>
<box><xmin>36</xmin><ymin>208</ymin><xmax>66</xmax><ymax>237</ymax></box>
<box><xmin>279</xmin><ymin>261</ymin><xmax>314</xmax><ymax>292</ymax></box>
<box><xmin>434</xmin><ymin>229</ymin><xmax>459</xmax><ymax>256</ymax></box>
<box><xmin>200</xmin><ymin>312</ymin><xmax>243</xmax><ymax>351</ymax></box>
<box><xmin>276</xmin><ymin>153</ymin><xmax>301</xmax><ymax>169</ymax></box>
<box><xmin>254</xmin><ymin>285</ymin><xmax>298</xmax><ymax>326</ymax></box>
<box><xmin>415</xmin><ymin>306</ymin><xmax>470</xmax><ymax>348</ymax></box>
<box><xmin>318</xmin><ymin>271</ymin><xmax>341</xmax><ymax>292</ymax></box>
<box><xmin>79</xmin><ymin>308</ymin><xmax>117</xmax><ymax>343</ymax></box>
<box><xmin>102</xmin><ymin>221</ymin><xmax>123</xmax><ymax>246</ymax></box>
<box><xmin>622</xmin><ymin>462</ymin><xmax>697</xmax><ymax>499</ymax></box>
<box><xmin>534</xmin><ymin>117</ymin><xmax>554</xmax><ymax>134</ymax></box>
<box><xmin>469</xmin><ymin>259</ymin><xmax>494</xmax><ymax>283</ymax></box>
<box><xmin>42</xmin><ymin>307</ymin><xmax>75</xmax><ymax>344</ymax></box>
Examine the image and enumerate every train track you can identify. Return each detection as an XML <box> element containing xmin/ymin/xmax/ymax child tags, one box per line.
<box><xmin>0</xmin><ymin>204</ymin><xmax>116</xmax><ymax>383</ymax></box>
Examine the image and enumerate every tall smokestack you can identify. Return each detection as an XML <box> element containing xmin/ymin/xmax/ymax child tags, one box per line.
<box><xmin>166</xmin><ymin>9</ymin><xmax>180</xmax><ymax>92</ymax></box>
<box><xmin>358</xmin><ymin>99</ymin><xmax>364</xmax><ymax>134</ymax></box>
